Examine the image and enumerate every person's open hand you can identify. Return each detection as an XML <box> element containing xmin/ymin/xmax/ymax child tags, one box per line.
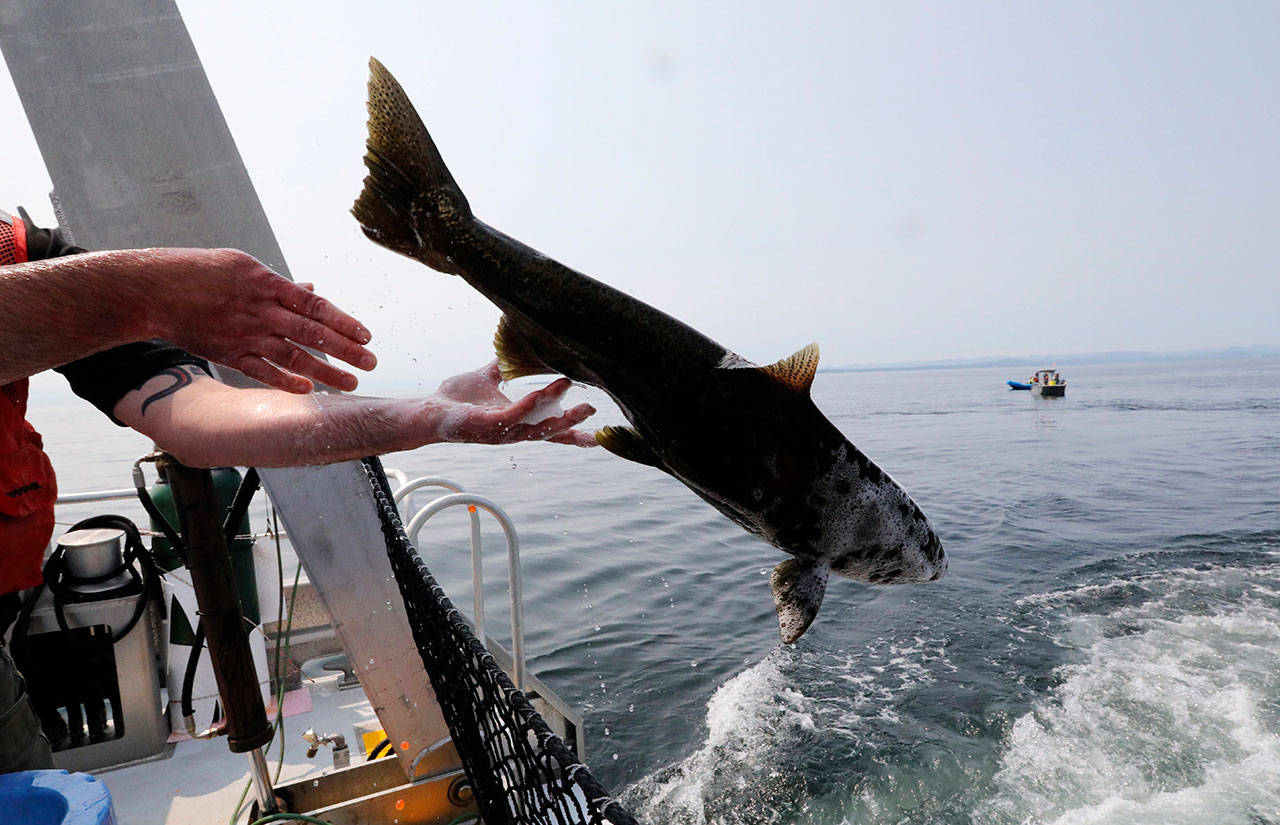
<box><xmin>431</xmin><ymin>360</ymin><xmax>597</xmax><ymax>446</ymax></box>
<box><xmin>152</xmin><ymin>248</ymin><xmax>376</xmax><ymax>393</ymax></box>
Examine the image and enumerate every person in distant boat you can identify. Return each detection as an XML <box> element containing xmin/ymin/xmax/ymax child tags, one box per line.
<box><xmin>0</xmin><ymin>207</ymin><xmax>595</xmax><ymax>773</ymax></box>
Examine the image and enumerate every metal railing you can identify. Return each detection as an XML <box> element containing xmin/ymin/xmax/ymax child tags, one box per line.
<box><xmin>403</xmin><ymin>491</ymin><xmax>526</xmax><ymax>689</ymax></box>
<box><xmin>54</xmin><ymin>487</ymin><xmax>137</xmax><ymax>504</ymax></box>
<box><xmin>392</xmin><ymin>475</ymin><xmax>585</xmax><ymax>755</ymax></box>
<box><xmin>57</xmin><ymin>473</ymin><xmax>528</xmax><ymax>686</ymax></box>
<box><xmin>55</xmin><ymin>467</ymin><xmax>587</xmax><ymax>756</ymax></box>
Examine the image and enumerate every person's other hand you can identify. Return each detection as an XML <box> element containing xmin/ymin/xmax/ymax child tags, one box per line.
<box><xmin>151</xmin><ymin>248</ymin><xmax>376</xmax><ymax>393</ymax></box>
<box><xmin>432</xmin><ymin>360</ymin><xmax>597</xmax><ymax>446</ymax></box>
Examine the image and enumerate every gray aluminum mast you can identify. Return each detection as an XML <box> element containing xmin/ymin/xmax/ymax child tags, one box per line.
<box><xmin>0</xmin><ymin>0</ymin><xmax>453</xmax><ymax>780</ymax></box>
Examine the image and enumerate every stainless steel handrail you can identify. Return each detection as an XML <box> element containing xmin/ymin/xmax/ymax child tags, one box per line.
<box><xmin>392</xmin><ymin>476</ymin><xmax>586</xmax><ymax>755</ymax></box>
<box><xmin>393</xmin><ymin>475</ymin><xmax>465</xmax><ymax>504</ymax></box>
<box><xmin>403</xmin><ymin>492</ymin><xmax>526</xmax><ymax>691</ymax></box>
<box><xmin>56</xmin><ymin>488</ymin><xmax>138</xmax><ymax>504</ymax></box>
<box><xmin>393</xmin><ymin>478</ymin><xmax>486</xmax><ymax>645</ymax></box>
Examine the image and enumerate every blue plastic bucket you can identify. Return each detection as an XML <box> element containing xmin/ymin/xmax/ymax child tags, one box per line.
<box><xmin>0</xmin><ymin>770</ymin><xmax>116</xmax><ymax>825</ymax></box>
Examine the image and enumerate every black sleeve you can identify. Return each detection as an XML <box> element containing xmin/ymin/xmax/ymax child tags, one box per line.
<box><xmin>54</xmin><ymin>344</ymin><xmax>208</xmax><ymax>425</ymax></box>
<box><xmin>19</xmin><ymin>207</ymin><xmax>210</xmax><ymax>425</ymax></box>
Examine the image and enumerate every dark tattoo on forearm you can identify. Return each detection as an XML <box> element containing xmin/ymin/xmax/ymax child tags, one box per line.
<box><xmin>139</xmin><ymin>367</ymin><xmax>196</xmax><ymax>416</ymax></box>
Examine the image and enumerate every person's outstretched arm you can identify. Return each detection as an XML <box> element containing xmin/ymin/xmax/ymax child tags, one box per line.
<box><xmin>0</xmin><ymin>247</ymin><xmax>375</xmax><ymax>392</ymax></box>
<box><xmin>112</xmin><ymin>360</ymin><xmax>596</xmax><ymax>468</ymax></box>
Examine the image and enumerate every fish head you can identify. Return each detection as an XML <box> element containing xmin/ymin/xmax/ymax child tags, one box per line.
<box><xmin>763</xmin><ymin>437</ymin><xmax>945</xmax><ymax>644</ymax></box>
<box><xmin>814</xmin><ymin>442</ymin><xmax>946</xmax><ymax>585</ymax></box>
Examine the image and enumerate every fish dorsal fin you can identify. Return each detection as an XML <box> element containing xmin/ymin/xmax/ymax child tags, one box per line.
<box><xmin>757</xmin><ymin>343</ymin><xmax>820</xmax><ymax>394</ymax></box>
<box><xmin>595</xmin><ymin>425</ymin><xmax>662</xmax><ymax>467</ymax></box>
<box><xmin>770</xmin><ymin>558</ymin><xmax>830</xmax><ymax>644</ymax></box>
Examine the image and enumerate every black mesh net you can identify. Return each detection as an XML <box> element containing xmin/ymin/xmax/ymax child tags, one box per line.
<box><xmin>362</xmin><ymin>457</ymin><xmax>641</xmax><ymax>825</ymax></box>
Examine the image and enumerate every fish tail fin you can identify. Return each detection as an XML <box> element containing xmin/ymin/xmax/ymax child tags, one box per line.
<box><xmin>352</xmin><ymin>57</ymin><xmax>470</xmax><ymax>262</ymax></box>
<box><xmin>770</xmin><ymin>558</ymin><xmax>829</xmax><ymax>643</ymax></box>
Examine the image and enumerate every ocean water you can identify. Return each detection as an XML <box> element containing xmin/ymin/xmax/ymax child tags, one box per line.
<box><xmin>31</xmin><ymin>357</ymin><xmax>1280</xmax><ymax>824</ymax></box>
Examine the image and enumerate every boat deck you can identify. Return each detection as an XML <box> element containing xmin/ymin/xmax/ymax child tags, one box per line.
<box><xmin>99</xmin><ymin>661</ymin><xmax>382</xmax><ymax>825</ymax></box>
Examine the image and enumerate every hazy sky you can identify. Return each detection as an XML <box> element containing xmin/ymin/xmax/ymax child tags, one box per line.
<box><xmin>6</xmin><ymin>1</ymin><xmax>1278</xmax><ymax>393</ymax></box>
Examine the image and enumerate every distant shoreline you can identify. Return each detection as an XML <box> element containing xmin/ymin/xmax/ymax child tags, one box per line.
<box><xmin>26</xmin><ymin>345</ymin><xmax>1278</xmax><ymax>405</ymax></box>
<box><xmin>823</xmin><ymin>345</ymin><xmax>1280</xmax><ymax>374</ymax></box>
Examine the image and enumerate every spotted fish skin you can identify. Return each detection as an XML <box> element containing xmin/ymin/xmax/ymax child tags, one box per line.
<box><xmin>353</xmin><ymin>58</ymin><xmax>946</xmax><ymax>643</ymax></box>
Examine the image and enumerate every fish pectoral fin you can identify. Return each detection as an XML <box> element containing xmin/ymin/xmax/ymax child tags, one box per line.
<box><xmin>494</xmin><ymin>314</ymin><xmax>555</xmax><ymax>381</ymax></box>
<box><xmin>756</xmin><ymin>343</ymin><xmax>820</xmax><ymax>394</ymax></box>
<box><xmin>770</xmin><ymin>558</ymin><xmax>830</xmax><ymax>644</ymax></box>
<box><xmin>595</xmin><ymin>426</ymin><xmax>662</xmax><ymax>467</ymax></box>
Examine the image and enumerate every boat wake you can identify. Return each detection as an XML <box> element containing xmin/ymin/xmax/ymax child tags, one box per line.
<box><xmin>620</xmin><ymin>637</ymin><xmax>951</xmax><ymax>824</ymax></box>
<box><xmin>620</xmin><ymin>544</ymin><xmax>1280</xmax><ymax>825</ymax></box>
<box><xmin>976</xmin><ymin>558</ymin><xmax>1280</xmax><ymax>825</ymax></box>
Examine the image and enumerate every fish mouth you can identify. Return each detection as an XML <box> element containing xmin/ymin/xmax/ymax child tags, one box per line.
<box><xmin>919</xmin><ymin>530</ymin><xmax>947</xmax><ymax>577</ymax></box>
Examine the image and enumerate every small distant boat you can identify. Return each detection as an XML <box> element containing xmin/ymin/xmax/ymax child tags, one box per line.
<box><xmin>1007</xmin><ymin>380</ymin><xmax>1032</xmax><ymax>391</ymax></box>
<box><xmin>1029</xmin><ymin>368</ymin><xmax>1066</xmax><ymax>397</ymax></box>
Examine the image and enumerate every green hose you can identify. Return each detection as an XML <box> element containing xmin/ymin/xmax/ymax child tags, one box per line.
<box><xmin>248</xmin><ymin>814</ymin><xmax>333</xmax><ymax>825</ymax></box>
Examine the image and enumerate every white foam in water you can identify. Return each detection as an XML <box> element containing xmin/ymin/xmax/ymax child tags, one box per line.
<box><xmin>975</xmin><ymin>565</ymin><xmax>1280</xmax><ymax>825</ymax></box>
<box><xmin>626</xmin><ymin>638</ymin><xmax>951</xmax><ymax>824</ymax></box>
<box><xmin>627</xmin><ymin>652</ymin><xmax>800</xmax><ymax>820</ymax></box>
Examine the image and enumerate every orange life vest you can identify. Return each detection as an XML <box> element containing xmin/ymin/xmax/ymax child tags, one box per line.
<box><xmin>0</xmin><ymin>210</ymin><xmax>59</xmax><ymax>595</ymax></box>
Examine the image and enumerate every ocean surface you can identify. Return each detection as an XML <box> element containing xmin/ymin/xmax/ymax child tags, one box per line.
<box><xmin>31</xmin><ymin>357</ymin><xmax>1280</xmax><ymax>824</ymax></box>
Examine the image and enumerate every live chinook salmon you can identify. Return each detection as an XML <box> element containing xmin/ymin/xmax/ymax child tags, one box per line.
<box><xmin>352</xmin><ymin>58</ymin><xmax>946</xmax><ymax>643</ymax></box>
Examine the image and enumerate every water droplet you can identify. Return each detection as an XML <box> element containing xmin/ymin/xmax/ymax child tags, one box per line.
<box><xmin>612</xmin><ymin>753</ymin><xmax>618</xmax><ymax>760</ymax></box>
<box><xmin>690</xmin><ymin>660</ymin><xmax>699</xmax><ymax>667</ymax></box>
<box><xmin>628</xmin><ymin>704</ymin><xmax>635</xmax><ymax>713</ymax></box>
<box><xmin>604</xmin><ymin>727</ymin><xmax>610</xmax><ymax>735</ymax></box>
<box><xmin>368</xmin><ymin>658</ymin><xmax>375</xmax><ymax>665</ymax></box>
<box><xmin>386</xmin><ymin>601</ymin><xmax>393</xmax><ymax>610</ymax></box>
